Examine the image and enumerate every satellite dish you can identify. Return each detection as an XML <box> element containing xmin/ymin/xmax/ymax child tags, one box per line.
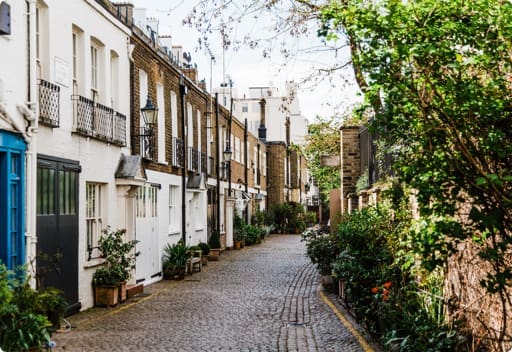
<box><xmin>183</xmin><ymin>52</ymin><xmax>192</xmax><ymax>63</ymax></box>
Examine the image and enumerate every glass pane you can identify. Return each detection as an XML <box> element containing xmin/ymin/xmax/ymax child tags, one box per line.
<box><xmin>69</xmin><ymin>172</ymin><xmax>76</xmax><ymax>214</ymax></box>
<box><xmin>48</xmin><ymin>169</ymin><xmax>54</xmax><ymax>214</ymax></box>
<box><xmin>37</xmin><ymin>168</ymin><xmax>41</xmax><ymax>214</ymax></box>
<box><xmin>11</xmin><ymin>155</ymin><xmax>18</xmax><ymax>175</ymax></box>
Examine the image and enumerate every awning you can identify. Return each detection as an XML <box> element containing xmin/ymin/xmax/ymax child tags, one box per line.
<box><xmin>186</xmin><ymin>174</ymin><xmax>205</xmax><ymax>191</ymax></box>
<box><xmin>114</xmin><ymin>154</ymin><xmax>146</xmax><ymax>187</ymax></box>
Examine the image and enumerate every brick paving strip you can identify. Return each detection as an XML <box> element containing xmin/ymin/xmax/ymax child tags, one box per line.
<box><xmin>52</xmin><ymin>235</ymin><xmax>374</xmax><ymax>352</ymax></box>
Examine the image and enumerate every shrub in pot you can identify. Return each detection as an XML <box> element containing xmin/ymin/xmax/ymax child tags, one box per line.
<box><xmin>162</xmin><ymin>241</ymin><xmax>189</xmax><ymax>280</ymax></box>
<box><xmin>93</xmin><ymin>227</ymin><xmax>138</xmax><ymax>306</ymax></box>
<box><xmin>208</xmin><ymin>230</ymin><xmax>221</xmax><ymax>261</ymax></box>
<box><xmin>198</xmin><ymin>242</ymin><xmax>210</xmax><ymax>265</ymax></box>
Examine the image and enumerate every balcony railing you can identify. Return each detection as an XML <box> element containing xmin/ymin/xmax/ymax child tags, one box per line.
<box><xmin>139</xmin><ymin>127</ymin><xmax>155</xmax><ymax>160</ymax></box>
<box><xmin>200</xmin><ymin>152</ymin><xmax>207</xmax><ymax>175</ymax></box>
<box><xmin>188</xmin><ymin>147</ymin><xmax>199</xmax><ymax>172</ymax></box>
<box><xmin>172</xmin><ymin>137</ymin><xmax>184</xmax><ymax>168</ymax></box>
<box><xmin>38</xmin><ymin>79</ymin><xmax>60</xmax><ymax>127</ymax></box>
<box><xmin>73</xmin><ymin>95</ymin><xmax>126</xmax><ymax>146</ymax></box>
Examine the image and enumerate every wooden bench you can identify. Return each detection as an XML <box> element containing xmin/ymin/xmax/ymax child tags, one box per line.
<box><xmin>187</xmin><ymin>250</ymin><xmax>202</xmax><ymax>274</ymax></box>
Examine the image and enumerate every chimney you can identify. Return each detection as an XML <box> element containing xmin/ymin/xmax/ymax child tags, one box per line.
<box><xmin>146</xmin><ymin>17</ymin><xmax>159</xmax><ymax>34</ymax></box>
<box><xmin>112</xmin><ymin>2</ymin><xmax>134</xmax><ymax>27</ymax></box>
<box><xmin>159</xmin><ymin>35</ymin><xmax>172</xmax><ymax>52</ymax></box>
<box><xmin>133</xmin><ymin>8</ymin><xmax>147</xmax><ymax>30</ymax></box>
<box><xmin>183</xmin><ymin>67</ymin><xmax>198</xmax><ymax>83</ymax></box>
<box><xmin>258</xmin><ymin>98</ymin><xmax>267</xmax><ymax>141</ymax></box>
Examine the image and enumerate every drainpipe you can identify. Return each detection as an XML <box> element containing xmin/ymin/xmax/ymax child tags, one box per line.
<box><xmin>179</xmin><ymin>76</ymin><xmax>187</xmax><ymax>244</ymax></box>
<box><xmin>25</xmin><ymin>0</ymin><xmax>38</xmax><ymax>281</ymax></box>
<box><xmin>244</xmin><ymin>118</ymin><xmax>248</xmax><ymax>223</ymax></box>
<box><xmin>215</xmin><ymin>93</ymin><xmax>221</xmax><ymax>236</ymax></box>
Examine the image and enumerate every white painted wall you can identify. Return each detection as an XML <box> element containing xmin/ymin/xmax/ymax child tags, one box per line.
<box><xmin>36</xmin><ymin>0</ymin><xmax>131</xmax><ymax>310</ymax></box>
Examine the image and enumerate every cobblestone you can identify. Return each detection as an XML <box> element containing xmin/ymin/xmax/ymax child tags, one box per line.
<box><xmin>52</xmin><ymin>235</ymin><xmax>369</xmax><ymax>352</ymax></box>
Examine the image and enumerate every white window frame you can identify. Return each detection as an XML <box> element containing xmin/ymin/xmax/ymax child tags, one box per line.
<box><xmin>90</xmin><ymin>44</ymin><xmax>99</xmax><ymax>93</ymax></box>
<box><xmin>157</xmin><ymin>83</ymin><xmax>166</xmax><ymax>163</ymax></box>
<box><xmin>168</xmin><ymin>185</ymin><xmax>179</xmax><ymax>234</ymax></box>
<box><xmin>86</xmin><ymin>182</ymin><xmax>104</xmax><ymax>259</ymax></box>
<box><xmin>136</xmin><ymin>184</ymin><xmax>158</xmax><ymax>219</ymax></box>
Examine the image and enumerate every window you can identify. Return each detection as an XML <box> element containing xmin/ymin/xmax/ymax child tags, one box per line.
<box><xmin>86</xmin><ymin>183</ymin><xmax>103</xmax><ymax>258</ymax></box>
<box><xmin>168</xmin><ymin>185</ymin><xmax>179</xmax><ymax>233</ymax></box>
<box><xmin>242</xmin><ymin>103</ymin><xmax>248</xmax><ymax>113</ymax></box>
<box><xmin>110</xmin><ymin>51</ymin><xmax>119</xmax><ymax>109</ymax></box>
<box><xmin>91</xmin><ymin>45</ymin><xmax>98</xmax><ymax>92</ymax></box>
<box><xmin>187</xmin><ymin>103</ymin><xmax>193</xmax><ymax>148</ymax></box>
<box><xmin>139</xmin><ymin>70</ymin><xmax>148</xmax><ymax>128</ymax></box>
<box><xmin>197</xmin><ymin>110</ymin><xmax>201</xmax><ymax>152</ymax></box>
<box><xmin>35</xmin><ymin>1</ymin><xmax>48</xmax><ymax>79</ymax></box>
<box><xmin>157</xmin><ymin>83</ymin><xmax>165</xmax><ymax>163</ymax></box>
<box><xmin>72</xmin><ymin>26</ymin><xmax>84</xmax><ymax>95</ymax></box>
<box><xmin>252</xmin><ymin>103</ymin><xmax>260</xmax><ymax>113</ymax></box>
<box><xmin>170</xmin><ymin>91</ymin><xmax>178</xmax><ymax>138</ymax></box>
<box><xmin>136</xmin><ymin>185</ymin><xmax>158</xmax><ymax>219</ymax></box>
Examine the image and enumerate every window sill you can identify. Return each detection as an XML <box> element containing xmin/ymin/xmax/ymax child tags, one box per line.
<box><xmin>84</xmin><ymin>258</ymin><xmax>105</xmax><ymax>268</ymax></box>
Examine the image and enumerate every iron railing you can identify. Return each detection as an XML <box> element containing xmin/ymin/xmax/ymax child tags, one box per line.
<box><xmin>139</xmin><ymin>127</ymin><xmax>155</xmax><ymax>160</ymax></box>
<box><xmin>73</xmin><ymin>95</ymin><xmax>126</xmax><ymax>146</ymax></box>
<box><xmin>200</xmin><ymin>152</ymin><xmax>207</xmax><ymax>175</ymax></box>
<box><xmin>188</xmin><ymin>147</ymin><xmax>199</xmax><ymax>172</ymax></box>
<box><xmin>38</xmin><ymin>79</ymin><xmax>60</xmax><ymax>127</ymax></box>
<box><xmin>172</xmin><ymin>137</ymin><xmax>184</xmax><ymax>168</ymax></box>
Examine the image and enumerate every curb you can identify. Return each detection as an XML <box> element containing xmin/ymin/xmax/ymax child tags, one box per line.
<box><xmin>318</xmin><ymin>286</ymin><xmax>383</xmax><ymax>352</ymax></box>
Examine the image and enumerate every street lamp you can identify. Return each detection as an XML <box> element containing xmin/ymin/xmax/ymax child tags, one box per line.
<box><xmin>223</xmin><ymin>145</ymin><xmax>232</xmax><ymax>162</ymax></box>
<box><xmin>140</xmin><ymin>95</ymin><xmax>158</xmax><ymax>126</ymax></box>
<box><xmin>137</xmin><ymin>95</ymin><xmax>158</xmax><ymax>159</ymax></box>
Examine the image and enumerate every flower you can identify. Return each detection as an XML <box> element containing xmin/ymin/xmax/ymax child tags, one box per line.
<box><xmin>383</xmin><ymin>281</ymin><xmax>392</xmax><ymax>289</ymax></box>
<box><xmin>371</xmin><ymin>287</ymin><xmax>379</xmax><ymax>294</ymax></box>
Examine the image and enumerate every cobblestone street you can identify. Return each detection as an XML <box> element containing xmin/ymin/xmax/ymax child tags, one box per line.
<box><xmin>53</xmin><ymin>235</ymin><xmax>373</xmax><ymax>352</ymax></box>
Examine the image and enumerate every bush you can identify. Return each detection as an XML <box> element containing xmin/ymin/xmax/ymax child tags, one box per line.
<box><xmin>0</xmin><ymin>264</ymin><xmax>52</xmax><ymax>351</ymax></box>
<box><xmin>198</xmin><ymin>242</ymin><xmax>210</xmax><ymax>256</ymax></box>
<box><xmin>268</xmin><ymin>202</ymin><xmax>306</xmax><ymax>233</ymax></box>
<box><xmin>208</xmin><ymin>230</ymin><xmax>221</xmax><ymax>249</ymax></box>
<box><xmin>304</xmin><ymin>230</ymin><xmax>339</xmax><ymax>275</ymax></box>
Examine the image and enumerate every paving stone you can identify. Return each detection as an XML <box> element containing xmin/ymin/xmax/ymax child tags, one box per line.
<box><xmin>52</xmin><ymin>235</ymin><xmax>366</xmax><ymax>352</ymax></box>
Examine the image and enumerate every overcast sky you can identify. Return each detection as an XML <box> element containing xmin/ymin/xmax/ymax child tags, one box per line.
<box><xmin>131</xmin><ymin>0</ymin><xmax>362</xmax><ymax>122</ymax></box>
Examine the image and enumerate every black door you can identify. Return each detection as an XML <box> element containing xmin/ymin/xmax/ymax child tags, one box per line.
<box><xmin>37</xmin><ymin>155</ymin><xmax>81</xmax><ymax>314</ymax></box>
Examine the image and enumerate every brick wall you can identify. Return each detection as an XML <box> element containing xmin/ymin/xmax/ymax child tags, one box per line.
<box><xmin>266</xmin><ymin>142</ymin><xmax>287</xmax><ymax>207</ymax></box>
<box><xmin>340</xmin><ymin>126</ymin><xmax>361</xmax><ymax>213</ymax></box>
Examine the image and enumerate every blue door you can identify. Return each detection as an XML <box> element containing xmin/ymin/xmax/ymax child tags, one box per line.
<box><xmin>0</xmin><ymin>131</ymin><xmax>26</xmax><ymax>270</ymax></box>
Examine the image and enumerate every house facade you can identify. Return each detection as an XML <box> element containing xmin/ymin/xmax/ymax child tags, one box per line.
<box><xmin>1</xmin><ymin>0</ymin><xmax>273</xmax><ymax>312</ymax></box>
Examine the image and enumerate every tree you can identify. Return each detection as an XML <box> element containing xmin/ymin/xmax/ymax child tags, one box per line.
<box><xmin>319</xmin><ymin>1</ymin><xmax>512</xmax><ymax>349</ymax></box>
<box><xmin>303</xmin><ymin>115</ymin><xmax>340</xmax><ymax>201</ymax></box>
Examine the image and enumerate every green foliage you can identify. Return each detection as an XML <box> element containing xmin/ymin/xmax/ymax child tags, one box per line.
<box><xmin>208</xmin><ymin>230</ymin><xmax>221</xmax><ymax>249</ymax></box>
<box><xmin>303</xmin><ymin>228</ymin><xmax>339</xmax><ymax>275</ymax></box>
<box><xmin>198</xmin><ymin>242</ymin><xmax>210</xmax><ymax>256</ymax></box>
<box><xmin>0</xmin><ymin>264</ymin><xmax>52</xmax><ymax>351</ymax></box>
<box><xmin>93</xmin><ymin>227</ymin><xmax>139</xmax><ymax>286</ymax></box>
<box><xmin>162</xmin><ymin>241</ymin><xmax>189</xmax><ymax>270</ymax></box>
<box><xmin>304</xmin><ymin>116</ymin><xmax>341</xmax><ymax>200</ymax></box>
<box><xmin>267</xmin><ymin>202</ymin><xmax>306</xmax><ymax>234</ymax></box>
<box><xmin>234</xmin><ymin>214</ymin><xmax>247</xmax><ymax>241</ymax></box>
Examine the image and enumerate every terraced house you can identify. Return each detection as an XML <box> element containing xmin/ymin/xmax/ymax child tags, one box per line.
<box><xmin>0</xmin><ymin>0</ymin><xmax>275</xmax><ymax>312</ymax></box>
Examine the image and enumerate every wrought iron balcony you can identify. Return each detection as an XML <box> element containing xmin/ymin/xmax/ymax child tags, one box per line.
<box><xmin>172</xmin><ymin>137</ymin><xmax>184</xmax><ymax>168</ymax></box>
<box><xmin>188</xmin><ymin>147</ymin><xmax>199</xmax><ymax>172</ymax></box>
<box><xmin>38</xmin><ymin>79</ymin><xmax>60</xmax><ymax>127</ymax></box>
<box><xmin>200</xmin><ymin>152</ymin><xmax>207</xmax><ymax>175</ymax></box>
<box><xmin>139</xmin><ymin>126</ymin><xmax>156</xmax><ymax>160</ymax></box>
<box><xmin>72</xmin><ymin>95</ymin><xmax>126</xmax><ymax>146</ymax></box>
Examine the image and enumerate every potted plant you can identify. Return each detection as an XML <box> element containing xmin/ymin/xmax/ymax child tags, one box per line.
<box><xmin>93</xmin><ymin>227</ymin><xmax>138</xmax><ymax>306</ymax></box>
<box><xmin>162</xmin><ymin>241</ymin><xmax>189</xmax><ymax>280</ymax></box>
<box><xmin>36</xmin><ymin>287</ymin><xmax>67</xmax><ymax>332</ymax></box>
<box><xmin>233</xmin><ymin>214</ymin><xmax>246</xmax><ymax>249</ymax></box>
<box><xmin>198</xmin><ymin>242</ymin><xmax>210</xmax><ymax>266</ymax></box>
<box><xmin>208</xmin><ymin>230</ymin><xmax>221</xmax><ymax>261</ymax></box>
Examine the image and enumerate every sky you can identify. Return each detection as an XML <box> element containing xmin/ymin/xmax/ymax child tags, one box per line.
<box><xmin>130</xmin><ymin>0</ymin><xmax>362</xmax><ymax>122</ymax></box>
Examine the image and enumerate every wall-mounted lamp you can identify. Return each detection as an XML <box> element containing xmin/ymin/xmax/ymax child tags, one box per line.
<box><xmin>136</xmin><ymin>95</ymin><xmax>158</xmax><ymax>159</ymax></box>
<box><xmin>223</xmin><ymin>145</ymin><xmax>232</xmax><ymax>162</ymax></box>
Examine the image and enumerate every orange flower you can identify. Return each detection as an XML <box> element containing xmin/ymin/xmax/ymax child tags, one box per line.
<box><xmin>371</xmin><ymin>287</ymin><xmax>379</xmax><ymax>294</ymax></box>
<box><xmin>383</xmin><ymin>281</ymin><xmax>392</xmax><ymax>289</ymax></box>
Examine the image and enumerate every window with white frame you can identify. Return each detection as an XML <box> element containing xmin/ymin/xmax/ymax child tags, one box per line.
<box><xmin>171</xmin><ymin>91</ymin><xmax>178</xmax><ymax>138</ymax></box>
<box><xmin>86</xmin><ymin>183</ymin><xmax>104</xmax><ymax>258</ymax></box>
<box><xmin>235</xmin><ymin>137</ymin><xmax>241</xmax><ymax>162</ymax></box>
<box><xmin>72</xmin><ymin>26</ymin><xmax>84</xmax><ymax>94</ymax></box>
<box><xmin>242</xmin><ymin>103</ymin><xmax>248</xmax><ymax>113</ymax></box>
<box><xmin>136</xmin><ymin>185</ymin><xmax>158</xmax><ymax>218</ymax></box>
<box><xmin>90</xmin><ymin>45</ymin><xmax>98</xmax><ymax>94</ymax></box>
<box><xmin>168</xmin><ymin>185</ymin><xmax>179</xmax><ymax>233</ymax></box>
<box><xmin>187</xmin><ymin>103</ymin><xmax>193</xmax><ymax>148</ymax></box>
<box><xmin>157</xmin><ymin>83</ymin><xmax>166</xmax><ymax>163</ymax></box>
<box><xmin>110</xmin><ymin>50</ymin><xmax>119</xmax><ymax>109</ymax></box>
<box><xmin>263</xmin><ymin>151</ymin><xmax>267</xmax><ymax>176</ymax></box>
<box><xmin>197</xmin><ymin>110</ymin><xmax>201</xmax><ymax>152</ymax></box>
<box><xmin>35</xmin><ymin>1</ymin><xmax>49</xmax><ymax>79</ymax></box>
